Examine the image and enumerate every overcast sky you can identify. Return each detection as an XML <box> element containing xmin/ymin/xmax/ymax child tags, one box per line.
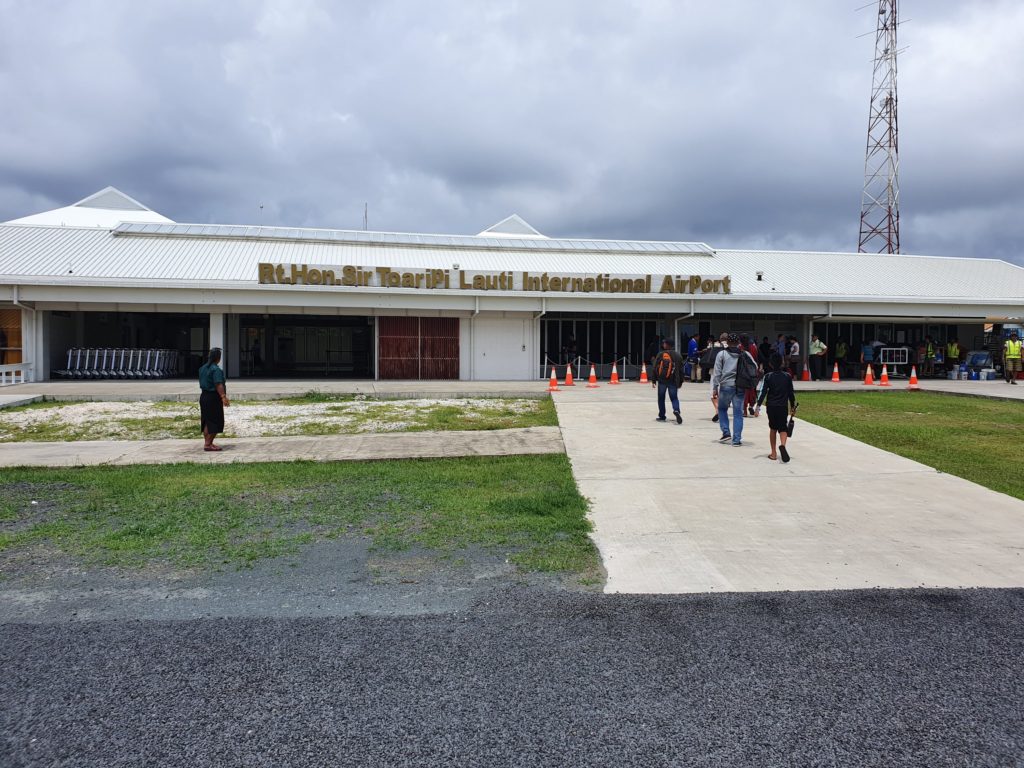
<box><xmin>2</xmin><ymin>0</ymin><xmax>1023</xmax><ymax>264</ymax></box>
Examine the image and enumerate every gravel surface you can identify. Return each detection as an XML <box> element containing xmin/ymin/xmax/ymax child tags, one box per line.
<box><xmin>0</xmin><ymin>538</ymin><xmax>574</xmax><ymax>623</ymax></box>
<box><xmin>3</xmin><ymin>587</ymin><xmax>1023</xmax><ymax>767</ymax></box>
<box><xmin>0</xmin><ymin>398</ymin><xmax>541</xmax><ymax>440</ymax></box>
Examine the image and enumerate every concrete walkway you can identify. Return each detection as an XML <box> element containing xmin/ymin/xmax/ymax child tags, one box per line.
<box><xmin>0</xmin><ymin>427</ymin><xmax>564</xmax><ymax>467</ymax></box>
<box><xmin>553</xmin><ymin>382</ymin><xmax>1024</xmax><ymax>594</ymax></box>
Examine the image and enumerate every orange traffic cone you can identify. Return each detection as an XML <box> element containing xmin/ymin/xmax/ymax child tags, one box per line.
<box><xmin>878</xmin><ymin>363</ymin><xmax>891</xmax><ymax>387</ymax></box>
<box><xmin>863</xmin><ymin>365</ymin><xmax>874</xmax><ymax>385</ymax></box>
<box><xmin>831</xmin><ymin>363</ymin><xmax>841</xmax><ymax>383</ymax></box>
<box><xmin>586</xmin><ymin>364</ymin><xmax>600</xmax><ymax>388</ymax></box>
<box><xmin>638</xmin><ymin>363</ymin><xmax>649</xmax><ymax>384</ymax></box>
<box><xmin>547</xmin><ymin>367</ymin><xmax>560</xmax><ymax>392</ymax></box>
<box><xmin>908</xmin><ymin>366</ymin><xmax>920</xmax><ymax>391</ymax></box>
<box><xmin>800</xmin><ymin>362</ymin><xmax>811</xmax><ymax>382</ymax></box>
<box><xmin>564</xmin><ymin>365</ymin><xmax>575</xmax><ymax>386</ymax></box>
<box><xmin>609</xmin><ymin>361</ymin><xmax>621</xmax><ymax>384</ymax></box>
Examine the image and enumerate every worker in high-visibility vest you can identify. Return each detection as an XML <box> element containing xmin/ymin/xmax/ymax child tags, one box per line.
<box><xmin>1004</xmin><ymin>332</ymin><xmax>1022</xmax><ymax>385</ymax></box>
<box><xmin>923</xmin><ymin>335</ymin><xmax>936</xmax><ymax>376</ymax></box>
<box><xmin>946</xmin><ymin>338</ymin><xmax>960</xmax><ymax>369</ymax></box>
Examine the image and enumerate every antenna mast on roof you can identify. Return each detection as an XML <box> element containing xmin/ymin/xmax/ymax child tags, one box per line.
<box><xmin>363</xmin><ymin>203</ymin><xmax>368</xmax><ymax>231</ymax></box>
<box><xmin>858</xmin><ymin>0</ymin><xmax>901</xmax><ymax>254</ymax></box>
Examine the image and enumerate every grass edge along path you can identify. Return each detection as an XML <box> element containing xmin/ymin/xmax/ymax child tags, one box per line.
<box><xmin>796</xmin><ymin>390</ymin><xmax>1024</xmax><ymax>502</ymax></box>
<box><xmin>0</xmin><ymin>454</ymin><xmax>602</xmax><ymax>583</ymax></box>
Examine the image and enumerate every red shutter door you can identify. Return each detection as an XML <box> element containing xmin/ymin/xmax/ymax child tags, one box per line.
<box><xmin>420</xmin><ymin>318</ymin><xmax>459</xmax><ymax>379</ymax></box>
<box><xmin>378</xmin><ymin>317</ymin><xmax>459</xmax><ymax>379</ymax></box>
<box><xmin>378</xmin><ymin>317</ymin><xmax>419</xmax><ymax>379</ymax></box>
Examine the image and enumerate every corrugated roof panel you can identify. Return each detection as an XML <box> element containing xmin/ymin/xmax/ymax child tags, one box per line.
<box><xmin>4</xmin><ymin>224</ymin><xmax>1024</xmax><ymax>301</ymax></box>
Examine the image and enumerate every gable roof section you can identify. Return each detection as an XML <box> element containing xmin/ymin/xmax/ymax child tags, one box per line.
<box><xmin>478</xmin><ymin>214</ymin><xmax>545</xmax><ymax>238</ymax></box>
<box><xmin>72</xmin><ymin>186</ymin><xmax>151</xmax><ymax>211</ymax></box>
<box><xmin>4</xmin><ymin>186</ymin><xmax>174</xmax><ymax>227</ymax></box>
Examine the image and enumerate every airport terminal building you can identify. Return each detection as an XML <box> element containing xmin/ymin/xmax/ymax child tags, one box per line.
<box><xmin>2</xmin><ymin>187</ymin><xmax>1023</xmax><ymax>384</ymax></box>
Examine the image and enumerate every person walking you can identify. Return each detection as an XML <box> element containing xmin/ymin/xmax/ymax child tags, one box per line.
<box><xmin>198</xmin><ymin>347</ymin><xmax>230</xmax><ymax>451</ymax></box>
<box><xmin>702</xmin><ymin>333</ymin><xmax>728</xmax><ymax>421</ymax></box>
<box><xmin>1004</xmin><ymin>331</ymin><xmax>1022</xmax><ymax>385</ymax></box>
<box><xmin>712</xmin><ymin>333</ymin><xmax>756</xmax><ymax>446</ymax></box>
<box><xmin>651</xmin><ymin>338</ymin><xmax>684</xmax><ymax>423</ymax></box>
<box><xmin>809</xmin><ymin>334</ymin><xmax>828</xmax><ymax>380</ymax></box>
<box><xmin>755</xmin><ymin>353</ymin><xmax>797</xmax><ymax>462</ymax></box>
<box><xmin>741</xmin><ymin>335</ymin><xmax>760</xmax><ymax>416</ymax></box>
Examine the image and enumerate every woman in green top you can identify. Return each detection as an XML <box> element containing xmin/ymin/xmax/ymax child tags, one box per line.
<box><xmin>198</xmin><ymin>348</ymin><xmax>230</xmax><ymax>451</ymax></box>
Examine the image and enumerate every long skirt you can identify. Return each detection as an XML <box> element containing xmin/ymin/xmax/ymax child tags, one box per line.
<box><xmin>199</xmin><ymin>390</ymin><xmax>225</xmax><ymax>435</ymax></box>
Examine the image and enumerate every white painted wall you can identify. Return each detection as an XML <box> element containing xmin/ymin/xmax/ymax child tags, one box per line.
<box><xmin>467</xmin><ymin>316</ymin><xmax>536</xmax><ymax>380</ymax></box>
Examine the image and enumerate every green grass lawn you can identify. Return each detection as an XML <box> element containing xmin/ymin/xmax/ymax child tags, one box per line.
<box><xmin>797</xmin><ymin>391</ymin><xmax>1024</xmax><ymax>501</ymax></box>
<box><xmin>0</xmin><ymin>454</ymin><xmax>600</xmax><ymax>581</ymax></box>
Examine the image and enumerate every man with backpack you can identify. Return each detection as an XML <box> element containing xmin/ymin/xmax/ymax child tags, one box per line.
<box><xmin>712</xmin><ymin>332</ymin><xmax>758</xmax><ymax>446</ymax></box>
<box><xmin>651</xmin><ymin>338</ymin><xmax>684</xmax><ymax>424</ymax></box>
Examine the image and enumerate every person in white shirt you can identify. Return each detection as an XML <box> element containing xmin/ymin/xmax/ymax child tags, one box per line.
<box><xmin>788</xmin><ymin>336</ymin><xmax>803</xmax><ymax>380</ymax></box>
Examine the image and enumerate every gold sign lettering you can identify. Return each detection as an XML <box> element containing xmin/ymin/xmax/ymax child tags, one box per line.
<box><xmin>256</xmin><ymin>263</ymin><xmax>731</xmax><ymax>295</ymax></box>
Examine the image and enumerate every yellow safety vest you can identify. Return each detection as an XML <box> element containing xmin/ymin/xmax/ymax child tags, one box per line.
<box><xmin>947</xmin><ymin>343</ymin><xmax>958</xmax><ymax>359</ymax></box>
<box><xmin>1006</xmin><ymin>339</ymin><xmax>1023</xmax><ymax>360</ymax></box>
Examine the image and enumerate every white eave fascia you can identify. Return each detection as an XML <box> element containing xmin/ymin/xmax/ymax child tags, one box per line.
<box><xmin>0</xmin><ymin>275</ymin><xmax>1021</xmax><ymax>305</ymax></box>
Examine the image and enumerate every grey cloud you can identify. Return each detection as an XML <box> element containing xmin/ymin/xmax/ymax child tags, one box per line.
<box><xmin>0</xmin><ymin>0</ymin><xmax>1022</xmax><ymax>266</ymax></box>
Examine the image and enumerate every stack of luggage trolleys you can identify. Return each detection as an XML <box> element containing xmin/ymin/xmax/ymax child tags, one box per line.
<box><xmin>54</xmin><ymin>348</ymin><xmax>180</xmax><ymax>379</ymax></box>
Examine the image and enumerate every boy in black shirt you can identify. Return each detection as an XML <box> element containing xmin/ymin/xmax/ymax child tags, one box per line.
<box><xmin>755</xmin><ymin>352</ymin><xmax>797</xmax><ymax>462</ymax></box>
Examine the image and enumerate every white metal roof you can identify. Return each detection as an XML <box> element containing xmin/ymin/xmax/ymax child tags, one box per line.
<box><xmin>3</xmin><ymin>186</ymin><xmax>174</xmax><ymax>228</ymax></box>
<box><xmin>1</xmin><ymin>221</ymin><xmax>1022</xmax><ymax>303</ymax></box>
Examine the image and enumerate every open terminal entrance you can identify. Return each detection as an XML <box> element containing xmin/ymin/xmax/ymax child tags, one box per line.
<box><xmin>541</xmin><ymin>314</ymin><xmax>681</xmax><ymax>380</ymax></box>
<box><xmin>49</xmin><ymin>310</ymin><xmax>209</xmax><ymax>379</ymax></box>
<box><xmin>237</xmin><ymin>314</ymin><xmax>374</xmax><ymax>378</ymax></box>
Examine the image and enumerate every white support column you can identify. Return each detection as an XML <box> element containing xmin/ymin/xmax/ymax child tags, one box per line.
<box><xmin>226</xmin><ymin>314</ymin><xmax>240</xmax><ymax>377</ymax></box>
<box><xmin>35</xmin><ymin>310</ymin><xmax>49</xmax><ymax>381</ymax></box>
<box><xmin>209</xmin><ymin>312</ymin><xmax>226</xmax><ymax>374</ymax></box>
<box><xmin>21</xmin><ymin>305</ymin><xmax>37</xmax><ymax>380</ymax></box>
<box><xmin>373</xmin><ymin>318</ymin><xmax>380</xmax><ymax>381</ymax></box>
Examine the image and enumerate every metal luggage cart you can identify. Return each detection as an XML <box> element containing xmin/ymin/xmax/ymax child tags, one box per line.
<box><xmin>879</xmin><ymin>347</ymin><xmax>909</xmax><ymax>377</ymax></box>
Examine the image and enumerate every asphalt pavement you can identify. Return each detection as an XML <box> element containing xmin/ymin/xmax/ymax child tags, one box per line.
<box><xmin>3</xmin><ymin>586</ymin><xmax>1023</xmax><ymax>767</ymax></box>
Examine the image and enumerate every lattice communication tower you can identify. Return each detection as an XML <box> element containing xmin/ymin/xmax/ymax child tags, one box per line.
<box><xmin>858</xmin><ymin>0</ymin><xmax>900</xmax><ymax>254</ymax></box>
